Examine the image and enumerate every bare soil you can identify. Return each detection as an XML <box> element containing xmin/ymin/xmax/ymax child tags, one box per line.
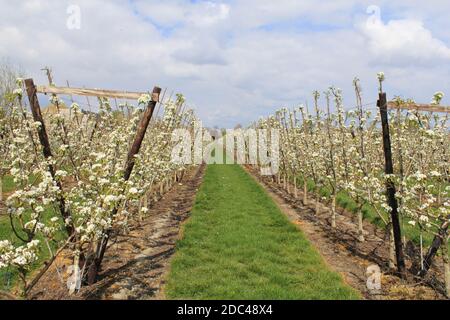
<box><xmin>244</xmin><ymin>165</ymin><xmax>447</xmax><ymax>300</ymax></box>
<box><xmin>28</xmin><ymin>165</ymin><xmax>206</xmax><ymax>300</ymax></box>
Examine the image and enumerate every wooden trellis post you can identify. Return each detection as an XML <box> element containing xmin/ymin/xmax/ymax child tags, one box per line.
<box><xmin>87</xmin><ymin>86</ymin><xmax>162</xmax><ymax>284</ymax></box>
<box><xmin>378</xmin><ymin>92</ymin><xmax>406</xmax><ymax>277</ymax></box>
<box><xmin>420</xmin><ymin>217</ymin><xmax>449</xmax><ymax>277</ymax></box>
<box><xmin>385</xmin><ymin>98</ymin><xmax>449</xmax><ymax>278</ymax></box>
<box><xmin>24</xmin><ymin>78</ymin><xmax>75</xmax><ymax>237</ymax></box>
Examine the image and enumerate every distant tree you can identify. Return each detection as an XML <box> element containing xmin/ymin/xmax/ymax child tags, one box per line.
<box><xmin>0</xmin><ymin>59</ymin><xmax>23</xmax><ymax>116</ymax></box>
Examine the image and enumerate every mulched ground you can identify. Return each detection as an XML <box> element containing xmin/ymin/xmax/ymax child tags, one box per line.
<box><xmin>7</xmin><ymin>163</ymin><xmax>447</xmax><ymax>300</ymax></box>
<box><xmin>244</xmin><ymin>165</ymin><xmax>447</xmax><ymax>300</ymax></box>
<box><xmin>29</xmin><ymin>165</ymin><xmax>206</xmax><ymax>300</ymax></box>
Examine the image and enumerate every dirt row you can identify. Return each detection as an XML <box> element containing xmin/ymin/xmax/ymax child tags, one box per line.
<box><xmin>244</xmin><ymin>165</ymin><xmax>447</xmax><ymax>300</ymax></box>
<box><xmin>29</xmin><ymin>164</ymin><xmax>206</xmax><ymax>300</ymax></box>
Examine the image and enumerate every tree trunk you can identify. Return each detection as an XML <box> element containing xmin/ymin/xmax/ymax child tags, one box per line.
<box><xmin>143</xmin><ymin>192</ymin><xmax>148</xmax><ymax>210</ymax></box>
<box><xmin>389</xmin><ymin>226</ymin><xmax>396</xmax><ymax>270</ymax></box>
<box><xmin>358</xmin><ymin>209</ymin><xmax>365</xmax><ymax>242</ymax></box>
<box><xmin>331</xmin><ymin>196</ymin><xmax>336</xmax><ymax>228</ymax></box>
<box><xmin>315</xmin><ymin>193</ymin><xmax>320</xmax><ymax>215</ymax></box>
<box><xmin>303</xmin><ymin>180</ymin><xmax>308</xmax><ymax>205</ymax></box>
<box><xmin>443</xmin><ymin>246</ymin><xmax>450</xmax><ymax>298</ymax></box>
<box><xmin>294</xmin><ymin>177</ymin><xmax>298</xmax><ymax>199</ymax></box>
<box><xmin>420</xmin><ymin>233</ymin><xmax>424</xmax><ymax>271</ymax></box>
<box><xmin>138</xmin><ymin>199</ymin><xmax>142</xmax><ymax>217</ymax></box>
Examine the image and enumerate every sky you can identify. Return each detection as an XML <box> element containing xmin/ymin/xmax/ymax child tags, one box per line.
<box><xmin>1</xmin><ymin>0</ymin><xmax>450</xmax><ymax>127</ymax></box>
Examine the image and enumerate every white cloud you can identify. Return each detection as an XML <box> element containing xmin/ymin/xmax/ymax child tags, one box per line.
<box><xmin>188</xmin><ymin>2</ymin><xmax>230</xmax><ymax>27</ymax></box>
<box><xmin>0</xmin><ymin>0</ymin><xmax>449</xmax><ymax>127</ymax></box>
<box><xmin>133</xmin><ymin>0</ymin><xmax>230</xmax><ymax>28</ymax></box>
<box><xmin>360</xmin><ymin>18</ymin><xmax>450</xmax><ymax>66</ymax></box>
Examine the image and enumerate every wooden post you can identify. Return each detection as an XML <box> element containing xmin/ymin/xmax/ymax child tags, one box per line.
<box><xmin>25</xmin><ymin>79</ymin><xmax>75</xmax><ymax>237</ymax></box>
<box><xmin>123</xmin><ymin>87</ymin><xmax>162</xmax><ymax>181</ymax></box>
<box><xmin>378</xmin><ymin>92</ymin><xmax>406</xmax><ymax>277</ymax></box>
<box><xmin>419</xmin><ymin>217</ymin><xmax>449</xmax><ymax>277</ymax></box>
<box><xmin>88</xmin><ymin>86</ymin><xmax>161</xmax><ymax>284</ymax></box>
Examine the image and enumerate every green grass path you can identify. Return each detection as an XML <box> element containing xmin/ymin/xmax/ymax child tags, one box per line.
<box><xmin>166</xmin><ymin>165</ymin><xmax>361</xmax><ymax>300</ymax></box>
